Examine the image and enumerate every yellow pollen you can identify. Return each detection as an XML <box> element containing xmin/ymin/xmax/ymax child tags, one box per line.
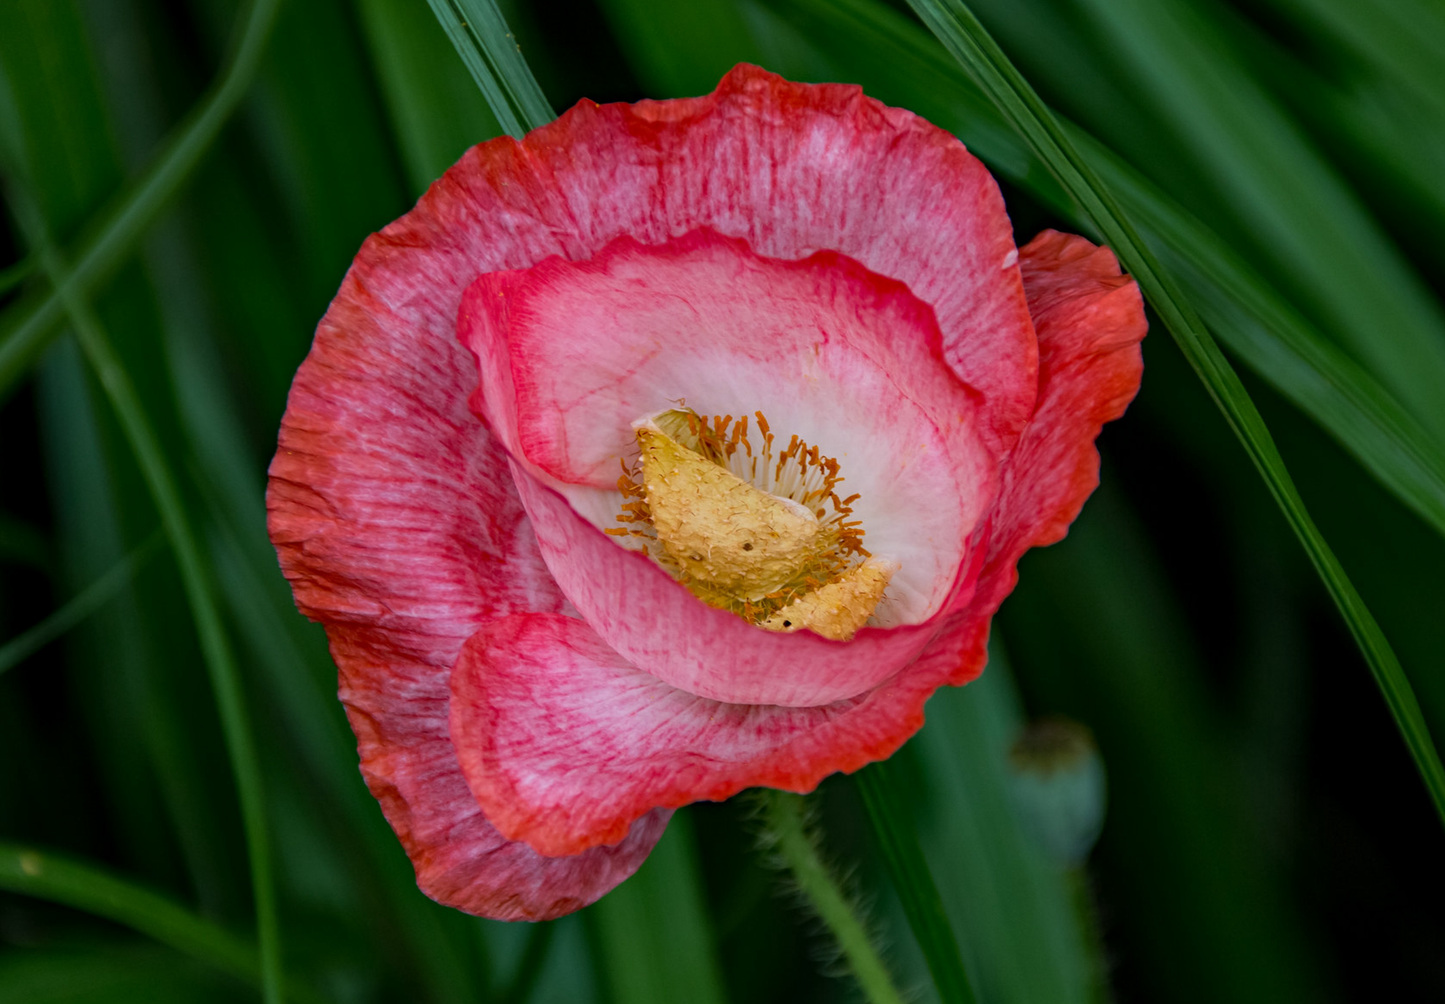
<box><xmin>613</xmin><ymin>409</ymin><xmax>893</xmax><ymax>640</ymax></box>
<box><xmin>761</xmin><ymin>558</ymin><xmax>898</xmax><ymax>640</ymax></box>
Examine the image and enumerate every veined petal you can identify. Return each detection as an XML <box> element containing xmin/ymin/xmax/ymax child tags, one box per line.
<box><xmin>958</xmin><ymin>228</ymin><xmax>1148</xmax><ymax>645</ymax></box>
<box><xmin>418</xmin><ymin>64</ymin><xmax>1036</xmax><ymax>456</ymax></box>
<box><xmin>266</xmin><ymin>205</ymin><xmax>667</xmax><ymax>920</ymax></box>
<box><xmin>448</xmin><ymin>612</ymin><xmax>976</xmax><ymax>857</ymax></box>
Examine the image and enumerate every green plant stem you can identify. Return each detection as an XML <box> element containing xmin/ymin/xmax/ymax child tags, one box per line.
<box><xmin>0</xmin><ymin>529</ymin><xmax>162</xmax><ymax>677</ymax></box>
<box><xmin>0</xmin><ymin>0</ymin><xmax>280</xmax><ymax>397</ymax></box>
<box><xmin>854</xmin><ymin>765</ymin><xmax>978</xmax><ymax>1004</ymax></box>
<box><xmin>761</xmin><ymin>790</ymin><xmax>905</xmax><ymax>1004</ymax></box>
<box><xmin>422</xmin><ymin>0</ymin><xmax>552</xmax><ymax>137</ymax></box>
<box><xmin>0</xmin><ymin>843</ymin><xmax>322</xmax><ymax>1004</ymax></box>
<box><xmin>905</xmin><ymin>0</ymin><xmax>1445</xmax><ymax>830</ymax></box>
<box><xmin>10</xmin><ymin>187</ymin><xmax>284</xmax><ymax>1004</ymax></box>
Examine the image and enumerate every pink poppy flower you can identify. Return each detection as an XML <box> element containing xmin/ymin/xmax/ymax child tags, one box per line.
<box><xmin>266</xmin><ymin>65</ymin><xmax>1146</xmax><ymax>921</ymax></box>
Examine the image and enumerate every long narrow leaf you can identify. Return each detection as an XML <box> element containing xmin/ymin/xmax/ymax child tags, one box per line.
<box><xmin>0</xmin><ymin>0</ymin><xmax>280</xmax><ymax>398</ymax></box>
<box><xmin>6</xmin><ymin>182</ymin><xmax>286</xmax><ymax>1004</ymax></box>
<box><xmin>0</xmin><ymin>844</ymin><xmax>322</xmax><ymax>1004</ymax></box>
<box><xmin>422</xmin><ymin>0</ymin><xmax>551</xmax><ymax>137</ymax></box>
<box><xmin>904</xmin><ymin>0</ymin><xmax>1445</xmax><ymax>826</ymax></box>
<box><xmin>855</xmin><ymin>764</ymin><xmax>978</xmax><ymax>1004</ymax></box>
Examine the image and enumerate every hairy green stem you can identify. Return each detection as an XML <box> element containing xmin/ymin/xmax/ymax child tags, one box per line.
<box><xmin>0</xmin><ymin>0</ymin><xmax>280</xmax><ymax>396</ymax></box>
<box><xmin>761</xmin><ymin>790</ymin><xmax>905</xmax><ymax>1004</ymax></box>
<box><xmin>855</xmin><ymin>764</ymin><xmax>978</xmax><ymax>1004</ymax></box>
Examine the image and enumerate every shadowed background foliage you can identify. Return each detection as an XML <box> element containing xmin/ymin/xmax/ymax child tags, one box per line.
<box><xmin>2</xmin><ymin>0</ymin><xmax>1443</xmax><ymax>1001</ymax></box>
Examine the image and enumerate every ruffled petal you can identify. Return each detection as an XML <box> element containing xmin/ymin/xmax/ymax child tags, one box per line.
<box><xmin>402</xmin><ymin>63</ymin><xmax>1036</xmax><ymax>458</ymax></box>
<box><xmin>337</xmin><ymin>626</ymin><xmax>670</xmax><ymax>918</ymax></box>
<box><xmin>948</xmin><ymin>228</ymin><xmax>1148</xmax><ymax>664</ymax></box>
<box><xmin>266</xmin><ymin>211</ymin><xmax>666</xmax><ymax>920</ymax></box>
<box><xmin>445</xmin><ymin>230</ymin><xmax>1144</xmax><ymax>857</ymax></box>
<box><xmin>448</xmin><ymin>612</ymin><xmax>977</xmax><ymax>857</ymax></box>
<box><xmin>460</xmin><ymin>228</ymin><xmax>993</xmax><ymax>644</ymax></box>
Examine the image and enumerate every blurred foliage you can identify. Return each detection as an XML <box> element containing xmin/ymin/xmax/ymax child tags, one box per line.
<box><xmin>2</xmin><ymin>0</ymin><xmax>1444</xmax><ymax>1001</ymax></box>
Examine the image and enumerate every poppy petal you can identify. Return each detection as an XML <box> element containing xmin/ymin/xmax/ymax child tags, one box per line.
<box><xmin>448</xmin><ymin>611</ymin><xmax>971</xmax><ymax>857</ymax></box>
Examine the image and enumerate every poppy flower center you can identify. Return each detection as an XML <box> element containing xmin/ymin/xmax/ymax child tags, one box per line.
<box><xmin>606</xmin><ymin>409</ymin><xmax>896</xmax><ymax>640</ymax></box>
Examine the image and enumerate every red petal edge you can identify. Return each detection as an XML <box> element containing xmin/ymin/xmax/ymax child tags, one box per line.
<box><xmin>445</xmin><ymin>229</ymin><xmax>1145</xmax><ymax>857</ymax></box>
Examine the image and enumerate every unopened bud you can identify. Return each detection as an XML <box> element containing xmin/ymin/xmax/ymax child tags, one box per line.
<box><xmin>1007</xmin><ymin>717</ymin><xmax>1106</xmax><ymax>867</ymax></box>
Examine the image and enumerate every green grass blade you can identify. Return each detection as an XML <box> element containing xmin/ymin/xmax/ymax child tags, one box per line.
<box><xmin>0</xmin><ymin>0</ymin><xmax>280</xmax><ymax>399</ymax></box>
<box><xmin>1269</xmin><ymin>0</ymin><xmax>1445</xmax><ymax>115</ymax></box>
<box><xmin>0</xmin><ymin>255</ymin><xmax>30</xmax><ymax>295</ymax></box>
<box><xmin>903</xmin><ymin>0</ymin><xmax>1445</xmax><ymax>827</ymax></box>
<box><xmin>0</xmin><ymin>530</ymin><xmax>161</xmax><ymax>677</ymax></box>
<box><xmin>1075</xmin><ymin>134</ymin><xmax>1445</xmax><ymax>540</ymax></box>
<box><xmin>353</xmin><ymin>0</ymin><xmax>502</xmax><ymax>193</ymax></box>
<box><xmin>0</xmin><ymin>843</ymin><xmax>255</xmax><ymax>983</ymax></box>
<box><xmin>1063</xmin><ymin>0</ymin><xmax>1445</xmax><ymax>442</ymax></box>
<box><xmin>0</xmin><ymin>844</ymin><xmax>324</xmax><ymax>1004</ymax></box>
<box><xmin>422</xmin><ymin>0</ymin><xmax>551</xmax><ymax>136</ymax></box>
<box><xmin>855</xmin><ymin>764</ymin><xmax>978</xmax><ymax>1004</ymax></box>
<box><xmin>7</xmin><ymin>185</ymin><xmax>285</xmax><ymax>1004</ymax></box>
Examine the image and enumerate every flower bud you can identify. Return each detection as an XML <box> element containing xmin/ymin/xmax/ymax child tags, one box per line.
<box><xmin>1007</xmin><ymin>717</ymin><xmax>1107</xmax><ymax>867</ymax></box>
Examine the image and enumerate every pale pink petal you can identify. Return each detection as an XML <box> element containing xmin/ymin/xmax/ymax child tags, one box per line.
<box><xmin>396</xmin><ymin>64</ymin><xmax>1036</xmax><ymax>458</ymax></box>
<box><xmin>460</xmin><ymin>229</ymin><xmax>994</xmax><ymax>632</ymax></box>
<box><xmin>511</xmin><ymin>461</ymin><xmax>983</xmax><ymax>708</ymax></box>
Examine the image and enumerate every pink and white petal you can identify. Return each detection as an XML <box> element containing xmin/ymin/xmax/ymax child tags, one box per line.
<box><xmin>511</xmin><ymin>461</ymin><xmax>982</xmax><ymax>708</ymax></box>
<box><xmin>449</xmin><ymin>612</ymin><xmax>984</xmax><ymax>857</ymax></box>
<box><xmin>267</xmin><ymin>224</ymin><xmax>664</xmax><ymax>919</ymax></box>
<box><xmin>335</xmin><ymin>625</ymin><xmax>669</xmax><ymax>920</ymax></box>
<box><xmin>445</xmin><ymin>230</ymin><xmax>1143</xmax><ymax>860</ymax></box>
<box><xmin>461</xmin><ymin>229</ymin><xmax>994</xmax><ymax>628</ymax></box>
<box><xmin>390</xmin><ymin>64</ymin><xmax>1035</xmax><ymax>460</ymax></box>
<box><xmin>941</xmin><ymin>228</ymin><xmax>1147</xmax><ymax>684</ymax></box>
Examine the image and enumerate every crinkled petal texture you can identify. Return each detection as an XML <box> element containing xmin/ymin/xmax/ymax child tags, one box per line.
<box><xmin>266</xmin><ymin>60</ymin><xmax>1145</xmax><ymax>920</ymax></box>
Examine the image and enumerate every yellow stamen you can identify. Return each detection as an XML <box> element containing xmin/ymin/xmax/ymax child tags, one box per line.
<box><xmin>760</xmin><ymin>558</ymin><xmax>897</xmax><ymax>641</ymax></box>
<box><xmin>613</xmin><ymin>409</ymin><xmax>895</xmax><ymax>636</ymax></box>
<box><xmin>637</xmin><ymin>426</ymin><xmax>824</xmax><ymax>599</ymax></box>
